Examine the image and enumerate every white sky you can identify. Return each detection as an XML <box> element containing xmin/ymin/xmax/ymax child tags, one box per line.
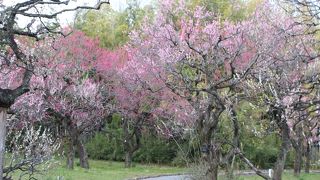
<box><xmin>111</xmin><ymin>0</ymin><xmax>152</xmax><ymax>11</ymax></box>
<box><xmin>2</xmin><ymin>0</ymin><xmax>152</xmax><ymax>26</ymax></box>
<box><xmin>3</xmin><ymin>0</ymin><xmax>152</xmax><ymax>11</ymax></box>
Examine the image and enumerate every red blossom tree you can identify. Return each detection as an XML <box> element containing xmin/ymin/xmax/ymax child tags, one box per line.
<box><xmin>0</xmin><ymin>1</ymin><xmax>109</xmax><ymax>178</ymax></box>
<box><xmin>12</xmin><ymin>31</ymin><xmax>114</xmax><ymax>169</ymax></box>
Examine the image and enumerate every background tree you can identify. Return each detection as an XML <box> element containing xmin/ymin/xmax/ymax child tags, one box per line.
<box><xmin>188</xmin><ymin>0</ymin><xmax>263</xmax><ymax>21</ymax></box>
<box><xmin>75</xmin><ymin>0</ymin><xmax>152</xmax><ymax>49</ymax></box>
<box><xmin>240</xmin><ymin>5</ymin><xmax>319</xmax><ymax>179</ymax></box>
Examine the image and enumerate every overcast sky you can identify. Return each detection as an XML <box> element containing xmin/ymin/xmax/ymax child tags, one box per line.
<box><xmin>111</xmin><ymin>0</ymin><xmax>152</xmax><ymax>11</ymax></box>
<box><xmin>3</xmin><ymin>0</ymin><xmax>152</xmax><ymax>11</ymax></box>
<box><xmin>2</xmin><ymin>0</ymin><xmax>152</xmax><ymax>26</ymax></box>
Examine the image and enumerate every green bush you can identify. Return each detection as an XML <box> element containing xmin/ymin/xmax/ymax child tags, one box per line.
<box><xmin>86</xmin><ymin>114</ymin><xmax>183</xmax><ymax>164</ymax></box>
<box><xmin>133</xmin><ymin>136</ymin><xmax>178</xmax><ymax>164</ymax></box>
<box><xmin>86</xmin><ymin>114</ymin><xmax>125</xmax><ymax>161</ymax></box>
<box><xmin>172</xmin><ymin>150</ymin><xmax>189</xmax><ymax>167</ymax></box>
<box><xmin>86</xmin><ymin>133</ymin><xmax>117</xmax><ymax>160</ymax></box>
<box><xmin>86</xmin><ymin>130</ymin><xmax>183</xmax><ymax>165</ymax></box>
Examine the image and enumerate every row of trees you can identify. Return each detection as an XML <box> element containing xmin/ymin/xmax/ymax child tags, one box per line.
<box><xmin>118</xmin><ymin>1</ymin><xmax>320</xmax><ymax>180</ymax></box>
<box><xmin>0</xmin><ymin>0</ymin><xmax>319</xmax><ymax>180</ymax></box>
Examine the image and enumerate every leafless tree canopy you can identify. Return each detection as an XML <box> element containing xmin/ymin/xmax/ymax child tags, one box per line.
<box><xmin>283</xmin><ymin>0</ymin><xmax>320</xmax><ymax>28</ymax></box>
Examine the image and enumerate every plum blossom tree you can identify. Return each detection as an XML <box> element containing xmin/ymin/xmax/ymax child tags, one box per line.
<box><xmin>240</xmin><ymin>4</ymin><xmax>320</xmax><ymax>179</ymax></box>
<box><xmin>12</xmin><ymin>30</ymin><xmax>113</xmax><ymax>170</ymax></box>
<box><xmin>126</xmin><ymin>1</ymin><xmax>270</xmax><ymax>179</ymax></box>
<box><xmin>0</xmin><ymin>1</ymin><xmax>109</xmax><ymax>178</ymax></box>
<box><xmin>113</xmin><ymin>49</ymin><xmax>192</xmax><ymax>167</ymax></box>
<box><xmin>3</xmin><ymin>116</ymin><xmax>60</xmax><ymax>180</ymax></box>
<box><xmin>113</xmin><ymin>68</ymin><xmax>153</xmax><ymax>167</ymax></box>
<box><xmin>128</xmin><ymin>1</ymin><xmax>320</xmax><ymax>179</ymax></box>
<box><xmin>283</xmin><ymin>64</ymin><xmax>320</xmax><ymax>176</ymax></box>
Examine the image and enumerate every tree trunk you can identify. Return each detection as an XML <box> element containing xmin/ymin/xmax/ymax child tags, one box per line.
<box><xmin>293</xmin><ymin>148</ymin><xmax>302</xmax><ymax>176</ymax></box>
<box><xmin>206</xmin><ymin>164</ymin><xmax>218</xmax><ymax>180</ymax></box>
<box><xmin>305</xmin><ymin>142</ymin><xmax>311</xmax><ymax>173</ymax></box>
<box><xmin>293</xmin><ymin>125</ymin><xmax>303</xmax><ymax>177</ymax></box>
<box><xmin>199</xmin><ymin>125</ymin><xmax>220</xmax><ymax>179</ymax></box>
<box><xmin>206</xmin><ymin>151</ymin><xmax>219</xmax><ymax>180</ymax></box>
<box><xmin>66</xmin><ymin>121</ymin><xmax>89</xmax><ymax>169</ymax></box>
<box><xmin>66</xmin><ymin>138</ymin><xmax>74</xmax><ymax>169</ymax></box>
<box><xmin>122</xmin><ymin>117</ymin><xmax>141</xmax><ymax>168</ymax></box>
<box><xmin>123</xmin><ymin>118</ymin><xmax>131</xmax><ymax>168</ymax></box>
<box><xmin>273</xmin><ymin>121</ymin><xmax>291</xmax><ymax>180</ymax></box>
<box><xmin>77</xmin><ymin>138</ymin><xmax>89</xmax><ymax>169</ymax></box>
<box><xmin>0</xmin><ymin>109</ymin><xmax>7</xmax><ymax>180</ymax></box>
<box><xmin>202</xmin><ymin>140</ymin><xmax>220</xmax><ymax>180</ymax></box>
<box><xmin>125</xmin><ymin>151</ymin><xmax>133</xmax><ymax>168</ymax></box>
<box><xmin>273</xmin><ymin>143</ymin><xmax>289</xmax><ymax>180</ymax></box>
<box><xmin>195</xmin><ymin>94</ymin><xmax>224</xmax><ymax>180</ymax></box>
<box><xmin>225</xmin><ymin>162</ymin><xmax>235</xmax><ymax>180</ymax></box>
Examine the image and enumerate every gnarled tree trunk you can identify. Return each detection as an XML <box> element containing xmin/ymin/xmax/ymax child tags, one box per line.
<box><xmin>125</xmin><ymin>151</ymin><xmax>133</xmax><ymax>168</ymax></box>
<box><xmin>76</xmin><ymin>137</ymin><xmax>89</xmax><ymax>169</ymax></box>
<box><xmin>0</xmin><ymin>71</ymin><xmax>32</xmax><ymax>180</ymax></box>
<box><xmin>293</xmin><ymin>148</ymin><xmax>303</xmax><ymax>176</ymax></box>
<box><xmin>0</xmin><ymin>109</ymin><xmax>7</xmax><ymax>180</ymax></box>
<box><xmin>66</xmin><ymin>138</ymin><xmax>75</xmax><ymax>169</ymax></box>
<box><xmin>206</xmin><ymin>144</ymin><xmax>220</xmax><ymax>180</ymax></box>
<box><xmin>293</xmin><ymin>125</ymin><xmax>303</xmax><ymax>177</ymax></box>
<box><xmin>122</xmin><ymin>116</ymin><xmax>143</xmax><ymax>168</ymax></box>
<box><xmin>305</xmin><ymin>142</ymin><xmax>311</xmax><ymax>173</ymax></box>
<box><xmin>273</xmin><ymin>120</ymin><xmax>291</xmax><ymax>180</ymax></box>
<box><xmin>196</xmin><ymin>96</ymin><xmax>223</xmax><ymax>180</ymax></box>
<box><xmin>65</xmin><ymin>120</ymin><xmax>89</xmax><ymax>169</ymax></box>
<box><xmin>123</xmin><ymin>118</ymin><xmax>132</xmax><ymax>168</ymax></box>
<box><xmin>273</xmin><ymin>140</ymin><xmax>289</xmax><ymax>180</ymax></box>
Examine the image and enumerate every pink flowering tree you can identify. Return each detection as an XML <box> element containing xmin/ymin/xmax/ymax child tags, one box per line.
<box><xmin>113</xmin><ymin>72</ymin><xmax>153</xmax><ymax>168</ymax></box>
<box><xmin>112</xmin><ymin>48</ymin><xmax>194</xmax><ymax>167</ymax></box>
<box><xmin>280</xmin><ymin>64</ymin><xmax>320</xmax><ymax>176</ymax></box>
<box><xmin>127</xmin><ymin>1</ymin><xmax>320</xmax><ymax>179</ymax></box>
<box><xmin>126</xmin><ymin>1</ymin><xmax>273</xmax><ymax>179</ymax></box>
<box><xmin>239</xmin><ymin>3</ymin><xmax>320</xmax><ymax>179</ymax></box>
<box><xmin>0</xmin><ymin>1</ymin><xmax>109</xmax><ymax>178</ymax></box>
<box><xmin>12</xmin><ymin>31</ymin><xmax>113</xmax><ymax>170</ymax></box>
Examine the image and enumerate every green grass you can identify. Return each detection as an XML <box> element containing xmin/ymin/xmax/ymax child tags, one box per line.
<box><xmin>235</xmin><ymin>173</ymin><xmax>320</xmax><ymax>180</ymax></box>
<box><xmin>9</xmin><ymin>158</ymin><xmax>320</xmax><ymax>180</ymax></box>
<box><xmin>12</xmin><ymin>159</ymin><xmax>187</xmax><ymax>180</ymax></box>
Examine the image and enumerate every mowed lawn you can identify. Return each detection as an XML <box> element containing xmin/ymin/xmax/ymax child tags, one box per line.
<box><xmin>10</xmin><ymin>159</ymin><xmax>320</xmax><ymax>180</ymax></box>
<box><xmin>236</xmin><ymin>173</ymin><xmax>320</xmax><ymax>180</ymax></box>
<box><xmin>11</xmin><ymin>159</ymin><xmax>187</xmax><ymax>180</ymax></box>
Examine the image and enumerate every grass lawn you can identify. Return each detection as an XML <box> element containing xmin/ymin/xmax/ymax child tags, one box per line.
<box><xmin>9</xmin><ymin>158</ymin><xmax>320</xmax><ymax>180</ymax></box>
<box><xmin>235</xmin><ymin>173</ymin><xmax>320</xmax><ymax>180</ymax></box>
<box><xmin>11</xmin><ymin>159</ymin><xmax>187</xmax><ymax>180</ymax></box>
